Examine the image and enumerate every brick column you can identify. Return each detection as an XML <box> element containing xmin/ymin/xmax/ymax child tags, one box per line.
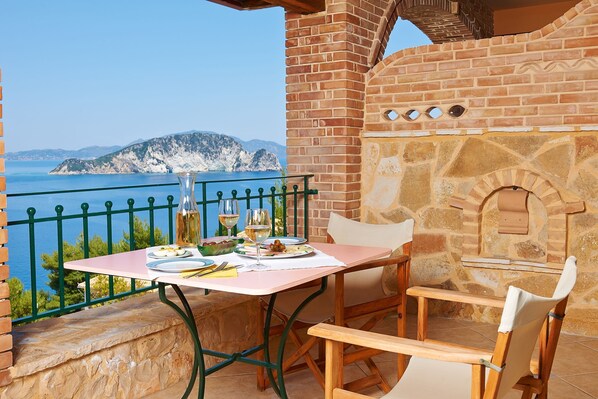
<box><xmin>285</xmin><ymin>0</ymin><xmax>386</xmax><ymax>240</ymax></box>
<box><xmin>0</xmin><ymin>70</ymin><xmax>12</xmax><ymax>386</ymax></box>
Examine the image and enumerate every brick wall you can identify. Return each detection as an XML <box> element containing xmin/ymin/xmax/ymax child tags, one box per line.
<box><xmin>0</xmin><ymin>69</ymin><xmax>12</xmax><ymax>385</ymax></box>
<box><xmin>364</xmin><ymin>0</ymin><xmax>598</xmax><ymax>133</ymax></box>
<box><xmin>285</xmin><ymin>0</ymin><xmax>492</xmax><ymax>240</ymax></box>
<box><xmin>285</xmin><ymin>0</ymin><xmax>390</xmax><ymax>240</ymax></box>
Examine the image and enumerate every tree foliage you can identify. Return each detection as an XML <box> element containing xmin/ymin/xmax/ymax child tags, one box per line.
<box><xmin>8</xmin><ymin>277</ymin><xmax>53</xmax><ymax>320</ymax></box>
<box><xmin>11</xmin><ymin>216</ymin><xmax>168</xmax><ymax>320</ymax></box>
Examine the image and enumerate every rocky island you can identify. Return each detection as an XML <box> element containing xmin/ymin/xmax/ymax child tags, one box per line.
<box><xmin>50</xmin><ymin>132</ymin><xmax>282</xmax><ymax>174</ymax></box>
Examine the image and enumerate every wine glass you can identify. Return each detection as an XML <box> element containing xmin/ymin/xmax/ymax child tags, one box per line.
<box><xmin>218</xmin><ymin>199</ymin><xmax>240</xmax><ymax>239</ymax></box>
<box><xmin>244</xmin><ymin>208</ymin><xmax>272</xmax><ymax>269</ymax></box>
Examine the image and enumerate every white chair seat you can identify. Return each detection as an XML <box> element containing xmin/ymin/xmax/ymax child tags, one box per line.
<box><xmin>383</xmin><ymin>357</ymin><xmax>473</xmax><ymax>399</ymax></box>
<box><xmin>270</xmin><ymin>271</ymin><xmax>388</xmax><ymax>324</ymax></box>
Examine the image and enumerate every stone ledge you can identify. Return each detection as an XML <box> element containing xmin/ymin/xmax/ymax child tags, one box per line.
<box><xmin>3</xmin><ymin>287</ymin><xmax>258</xmax><ymax>398</ymax></box>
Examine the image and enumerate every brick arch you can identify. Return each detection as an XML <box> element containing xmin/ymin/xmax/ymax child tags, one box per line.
<box><xmin>454</xmin><ymin>169</ymin><xmax>584</xmax><ymax>267</ymax></box>
<box><xmin>369</xmin><ymin>0</ymin><xmax>493</xmax><ymax>66</ymax></box>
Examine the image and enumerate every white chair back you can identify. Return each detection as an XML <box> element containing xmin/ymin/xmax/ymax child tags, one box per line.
<box><xmin>327</xmin><ymin>213</ymin><xmax>414</xmax><ymax>302</ymax></box>
<box><xmin>327</xmin><ymin>212</ymin><xmax>414</xmax><ymax>252</ymax></box>
<box><xmin>495</xmin><ymin>256</ymin><xmax>577</xmax><ymax>399</ymax></box>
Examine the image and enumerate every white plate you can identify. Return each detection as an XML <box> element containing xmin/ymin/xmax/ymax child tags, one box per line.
<box><xmin>262</xmin><ymin>236</ymin><xmax>307</xmax><ymax>245</ymax></box>
<box><xmin>146</xmin><ymin>258</ymin><xmax>215</xmax><ymax>273</ymax></box>
<box><xmin>235</xmin><ymin>244</ymin><xmax>315</xmax><ymax>259</ymax></box>
<box><xmin>147</xmin><ymin>250</ymin><xmax>193</xmax><ymax>259</ymax></box>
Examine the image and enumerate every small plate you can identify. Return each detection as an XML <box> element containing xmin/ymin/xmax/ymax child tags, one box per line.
<box><xmin>262</xmin><ymin>236</ymin><xmax>307</xmax><ymax>245</ymax></box>
<box><xmin>146</xmin><ymin>258</ymin><xmax>215</xmax><ymax>273</ymax></box>
<box><xmin>235</xmin><ymin>244</ymin><xmax>315</xmax><ymax>259</ymax></box>
<box><xmin>147</xmin><ymin>250</ymin><xmax>193</xmax><ymax>259</ymax></box>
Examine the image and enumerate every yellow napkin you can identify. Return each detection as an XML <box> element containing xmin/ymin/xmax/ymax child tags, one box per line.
<box><xmin>180</xmin><ymin>266</ymin><xmax>239</xmax><ymax>279</ymax></box>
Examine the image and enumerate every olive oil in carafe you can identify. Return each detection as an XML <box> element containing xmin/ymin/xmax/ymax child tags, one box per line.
<box><xmin>176</xmin><ymin>210</ymin><xmax>201</xmax><ymax>247</ymax></box>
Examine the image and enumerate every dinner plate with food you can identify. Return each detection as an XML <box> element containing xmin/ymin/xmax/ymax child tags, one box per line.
<box><xmin>261</xmin><ymin>236</ymin><xmax>307</xmax><ymax>246</ymax></box>
<box><xmin>147</xmin><ymin>245</ymin><xmax>193</xmax><ymax>259</ymax></box>
<box><xmin>235</xmin><ymin>241</ymin><xmax>315</xmax><ymax>259</ymax></box>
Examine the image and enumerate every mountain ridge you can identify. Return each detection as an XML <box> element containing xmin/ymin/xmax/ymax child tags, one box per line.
<box><xmin>49</xmin><ymin>131</ymin><xmax>282</xmax><ymax>175</ymax></box>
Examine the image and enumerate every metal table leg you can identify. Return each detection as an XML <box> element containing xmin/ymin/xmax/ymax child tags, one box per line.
<box><xmin>158</xmin><ymin>283</ymin><xmax>206</xmax><ymax>399</ymax></box>
<box><xmin>158</xmin><ymin>277</ymin><xmax>328</xmax><ymax>399</ymax></box>
<box><xmin>262</xmin><ymin>277</ymin><xmax>329</xmax><ymax>399</ymax></box>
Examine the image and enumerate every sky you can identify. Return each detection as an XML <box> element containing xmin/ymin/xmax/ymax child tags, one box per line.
<box><xmin>0</xmin><ymin>1</ymin><xmax>431</xmax><ymax>152</ymax></box>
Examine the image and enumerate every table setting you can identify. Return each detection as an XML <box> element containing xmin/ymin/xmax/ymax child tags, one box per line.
<box><xmin>145</xmin><ymin>202</ymin><xmax>346</xmax><ymax>280</ymax></box>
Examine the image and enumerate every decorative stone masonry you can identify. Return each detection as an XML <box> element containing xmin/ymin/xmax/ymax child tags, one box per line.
<box><xmin>0</xmin><ymin>289</ymin><xmax>257</xmax><ymax>399</ymax></box>
<box><xmin>0</xmin><ymin>69</ymin><xmax>11</xmax><ymax>386</ymax></box>
<box><xmin>449</xmin><ymin>168</ymin><xmax>585</xmax><ymax>271</ymax></box>
<box><xmin>351</xmin><ymin>0</ymin><xmax>598</xmax><ymax>335</ymax></box>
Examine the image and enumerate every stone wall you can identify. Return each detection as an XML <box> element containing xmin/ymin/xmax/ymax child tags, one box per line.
<box><xmin>285</xmin><ymin>0</ymin><xmax>492</xmax><ymax>240</ymax></box>
<box><xmin>0</xmin><ymin>290</ymin><xmax>257</xmax><ymax>399</ymax></box>
<box><xmin>361</xmin><ymin>0</ymin><xmax>598</xmax><ymax>335</ymax></box>
<box><xmin>0</xmin><ymin>69</ymin><xmax>11</xmax><ymax>385</ymax></box>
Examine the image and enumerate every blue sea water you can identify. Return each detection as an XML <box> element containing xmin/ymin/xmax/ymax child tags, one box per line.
<box><xmin>5</xmin><ymin>161</ymin><xmax>285</xmax><ymax>291</ymax></box>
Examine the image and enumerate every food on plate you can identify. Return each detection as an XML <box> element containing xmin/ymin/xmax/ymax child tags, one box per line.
<box><xmin>153</xmin><ymin>246</ymin><xmax>186</xmax><ymax>257</ymax></box>
<box><xmin>268</xmin><ymin>239</ymin><xmax>286</xmax><ymax>252</ymax></box>
<box><xmin>197</xmin><ymin>238</ymin><xmax>244</xmax><ymax>256</ymax></box>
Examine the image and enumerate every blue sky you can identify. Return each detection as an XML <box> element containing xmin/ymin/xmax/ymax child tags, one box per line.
<box><xmin>0</xmin><ymin>1</ymin><xmax>430</xmax><ymax>152</ymax></box>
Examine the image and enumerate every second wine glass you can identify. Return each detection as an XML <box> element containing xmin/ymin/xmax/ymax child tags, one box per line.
<box><xmin>244</xmin><ymin>208</ymin><xmax>272</xmax><ymax>269</ymax></box>
<box><xmin>218</xmin><ymin>199</ymin><xmax>240</xmax><ymax>239</ymax></box>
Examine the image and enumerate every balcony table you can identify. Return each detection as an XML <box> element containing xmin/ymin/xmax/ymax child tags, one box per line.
<box><xmin>64</xmin><ymin>242</ymin><xmax>391</xmax><ymax>399</ymax></box>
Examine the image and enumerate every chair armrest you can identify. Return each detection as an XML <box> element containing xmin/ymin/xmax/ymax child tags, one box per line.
<box><xmin>338</xmin><ymin>255</ymin><xmax>409</xmax><ymax>275</ymax></box>
<box><xmin>308</xmin><ymin>323</ymin><xmax>492</xmax><ymax>365</ymax></box>
<box><xmin>407</xmin><ymin>286</ymin><xmax>505</xmax><ymax>308</ymax></box>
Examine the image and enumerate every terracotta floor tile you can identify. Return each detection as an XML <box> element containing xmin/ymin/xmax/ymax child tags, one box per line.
<box><xmin>579</xmin><ymin>338</ymin><xmax>598</xmax><ymax>351</ymax></box>
<box><xmin>426</xmin><ymin>326</ymin><xmax>496</xmax><ymax>350</ymax></box>
<box><xmin>142</xmin><ymin>316</ymin><xmax>598</xmax><ymax>399</ymax></box>
<box><xmin>546</xmin><ymin>376</ymin><xmax>596</xmax><ymax>399</ymax></box>
<box><xmin>562</xmin><ymin>373</ymin><xmax>598</xmax><ymax>398</ymax></box>
<box><xmin>552</xmin><ymin>342</ymin><xmax>598</xmax><ymax>377</ymax></box>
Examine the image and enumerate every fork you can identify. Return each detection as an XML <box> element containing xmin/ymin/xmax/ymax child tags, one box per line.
<box><xmin>183</xmin><ymin>261</ymin><xmax>228</xmax><ymax>279</ymax></box>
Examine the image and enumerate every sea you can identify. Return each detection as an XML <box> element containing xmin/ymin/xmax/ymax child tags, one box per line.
<box><xmin>5</xmin><ymin>160</ymin><xmax>286</xmax><ymax>291</ymax></box>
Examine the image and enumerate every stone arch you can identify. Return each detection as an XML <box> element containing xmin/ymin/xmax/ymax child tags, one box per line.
<box><xmin>451</xmin><ymin>169</ymin><xmax>585</xmax><ymax>268</ymax></box>
<box><xmin>369</xmin><ymin>0</ymin><xmax>493</xmax><ymax>66</ymax></box>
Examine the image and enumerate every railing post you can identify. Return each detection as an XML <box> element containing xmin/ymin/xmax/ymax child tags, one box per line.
<box><xmin>216</xmin><ymin>191</ymin><xmax>224</xmax><ymax>236</ymax></box>
<box><xmin>293</xmin><ymin>185</ymin><xmax>299</xmax><ymax>237</ymax></box>
<box><xmin>245</xmin><ymin>189</ymin><xmax>251</xmax><ymax>210</ymax></box>
<box><xmin>167</xmin><ymin>195</ymin><xmax>174</xmax><ymax>244</ymax></box>
<box><xmin>27</xmin><ymin>208</ymin><xmax>38</xmax><ymax>318</ymax></box>
<box><xmin>105</xmin><ymin>201</ymin><xmax>114</xmax><ymax>297</ymax></box>
<box><xmin>231</xmin><ymin>190</ymin><xmax>238</xmax><ymax>236</ymax></box>
<box><xmin>303</xmin><ymin>176</ymin><xmax>310</xmax><ymax>240</ymax></box>
<box><xmin>270</xmin><ymin>186</ymin><xmax>276</xmax><ymax>235</ymax></box>
<box><xmin>81</xmin><ymin>203</ymin><xmax>91</xmax><ymax>305</ymax></box>
<box><xmin>127</xmin><ymin>199</ymin><xmax>136</xmax><ymax>291</ymax></box>
<box><xmin>282</xmin><ymin>185</ymin><xmax>288</xmax><ymax>236</ymax></box>
<box><xmin>201</xmin><ymin>181</ymin><xmax>208</xmax><ymax>240</ymax></box>
<box><xmin>258</xmin><ymin>188</ymin><xmax>264</xmax><ymax>208</ymax></box>
<box><xmin>148</xmin><ymin>197</ymin><xmax>155</xmax><ymax>246</ymax></box>
<box><xmin>55</xmin><ymin>205</ymin><xmax>65</xmax><ymax>310</ymax></box>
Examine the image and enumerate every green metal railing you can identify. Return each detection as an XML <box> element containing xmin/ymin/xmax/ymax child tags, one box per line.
<box><xmin>8</xmin><ymin>174</ymin><xmax>317</xmax><ymax>325</ymax></box>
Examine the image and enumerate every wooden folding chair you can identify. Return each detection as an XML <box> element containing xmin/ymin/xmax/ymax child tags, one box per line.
<box><xmin>309</xmin><ymin>256</ymin><xmax>577</xmax><ymax>399</ymax></box>
<box><xmin>257</xmin><ymin>213</ymin><xmax>414</xmax><ymax>393</ymax></box>
<box><xmin>406</xmin><ymin>257</ymin><xmax>578</xmax><ymax>399</ymax></box>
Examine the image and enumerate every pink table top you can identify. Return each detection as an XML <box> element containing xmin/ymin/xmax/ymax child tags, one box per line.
<box><xmin>64</xmin><ymin>242</ymin><xmax>391</xmax><ymax>296</ymax></box>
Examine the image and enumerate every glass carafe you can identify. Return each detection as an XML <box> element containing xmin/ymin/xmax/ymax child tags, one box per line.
<box><xmin>176</xmin><ymin>172</ymin><xmax>202</xmax><ymax>247</ymax></box>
